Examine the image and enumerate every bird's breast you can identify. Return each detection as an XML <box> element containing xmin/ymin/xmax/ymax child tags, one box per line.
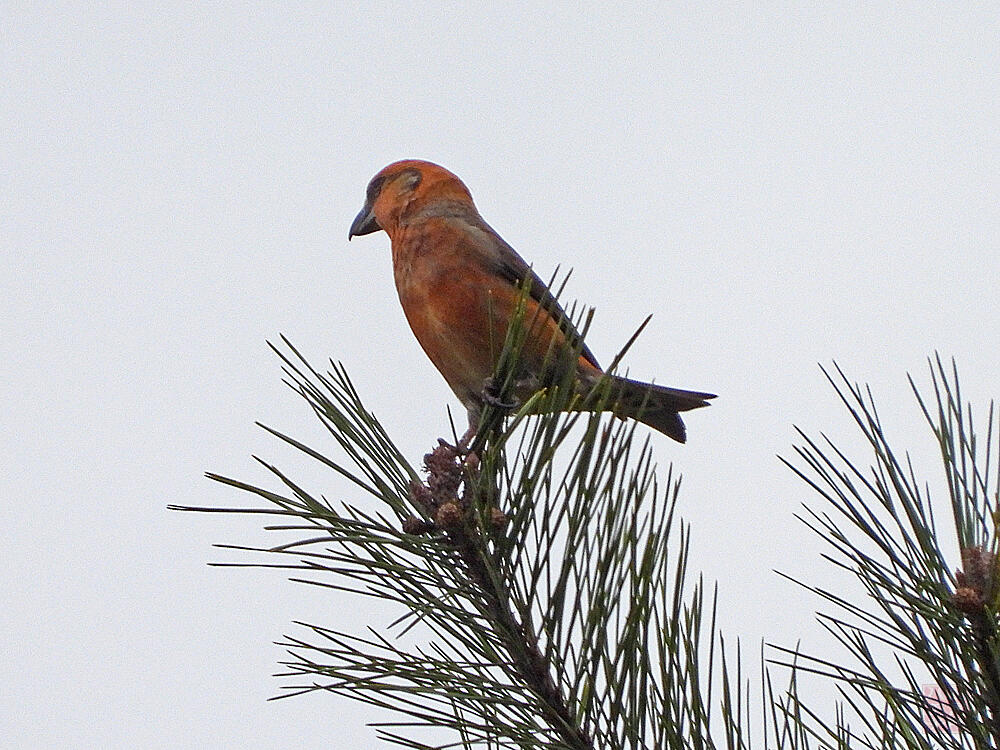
<box><xmin>390</xmin><ymin>223</ymin><xmax>501</xmax><ymax>404</ymax></box>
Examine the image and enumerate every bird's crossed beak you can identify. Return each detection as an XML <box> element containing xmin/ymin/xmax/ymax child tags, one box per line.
<box><xmin>348</xmin><ymin>202</ymin><xmax>380</xmax><ymax>240</ymax></box>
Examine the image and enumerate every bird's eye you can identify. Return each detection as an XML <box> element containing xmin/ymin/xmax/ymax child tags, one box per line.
<box><xmin>399</xmin><ymin>169</ymin><xmax>422</xmax><ymax>192</ymax></box>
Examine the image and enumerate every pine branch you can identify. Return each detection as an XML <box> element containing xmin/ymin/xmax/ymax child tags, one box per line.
<box><xmin>775</xmin><ymin>356</ymin><xmax>1000</xmax><ymax>750</ymax></box>
<box><xmin>181</xmin><ymin>299</ymin><xmax>1000</xmax><ymax>748</ymax></box>
<box><xmin>174</xmin><ymin>282</ymin><xmax>746</xmax><ymax>748</ymax></box>
<box><xmin>432</xmin><ymin>462</ymin><xmax>592</xmax><ymax>749</ymax></box>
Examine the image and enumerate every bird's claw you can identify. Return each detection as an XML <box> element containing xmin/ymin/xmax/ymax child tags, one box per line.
<box><xmin>439</xmin><ymin>425</ymin><xmax>479</xmax><ymax>455</ymax></box>
<box><xmin>482</xmin><ymin>392</ymin><xmax>518</xmax><ymax>410</ymax></box>
<box><xmin>481</xmin><ymin>377</ymin><xmax>519</xmax><ymax>411</ymax></box>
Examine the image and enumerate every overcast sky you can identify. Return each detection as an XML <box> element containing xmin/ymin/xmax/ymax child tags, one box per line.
<box><xmin>4</xmin><ymin>3</ymin><xmax>999</xmax><ymax>747</ymax></box>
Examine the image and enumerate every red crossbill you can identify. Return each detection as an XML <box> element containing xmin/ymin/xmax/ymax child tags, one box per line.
<box><xmin>349</xmin><ymin>160</ymin><xmax>714</xmax><ymax>443</ymax></box>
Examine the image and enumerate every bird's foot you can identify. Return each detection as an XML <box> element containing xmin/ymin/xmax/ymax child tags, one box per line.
<box><xmin>481</xmin><ymin>377</ymin><xmax>519</xmax><ymax>411</ymax></box>
<box><xmin>437</xmin><ymin>426</ymin><xmax>480</xmax><ymax>469</ymax></box>
<box><xmin>453</xmin><ymin>425</ymin><xmax>478</xmax><ymax>452</ymax></box>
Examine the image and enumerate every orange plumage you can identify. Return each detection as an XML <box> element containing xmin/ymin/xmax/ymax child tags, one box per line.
<box><xmin>348</xmin><ymin>160</ymin><xmax>714</xmax><ymax>443</ymax></box>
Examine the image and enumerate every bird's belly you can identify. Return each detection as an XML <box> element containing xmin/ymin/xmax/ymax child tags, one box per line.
<box><xmin>395</xmin><ymin>266</ymin><xmax>500</xmax><ymax>406</ymax></box>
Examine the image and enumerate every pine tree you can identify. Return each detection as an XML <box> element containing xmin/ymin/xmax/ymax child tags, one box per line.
<box><xmin>176</xmin><ymin>298</ymin><xmax>999</xmax><ymax>748</ymax></box>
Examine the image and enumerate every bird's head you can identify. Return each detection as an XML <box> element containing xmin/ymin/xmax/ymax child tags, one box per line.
<box><xmin>348</xmin><ymin>160</ymin><xmax>474</xmax><ymax>240</ymax></box>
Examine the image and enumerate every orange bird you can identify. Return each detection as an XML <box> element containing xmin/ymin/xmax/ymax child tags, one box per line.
<box><xmin>348</xmin><ymin>160</ymin><xmax>714</xmax><ymax>443</ymax></box>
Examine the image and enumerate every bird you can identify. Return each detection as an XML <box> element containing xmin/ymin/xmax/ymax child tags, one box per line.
<box><xmin>348</xmin><ymin>160</ymin><xmax>714</xmax><ymax>443</ymax></box>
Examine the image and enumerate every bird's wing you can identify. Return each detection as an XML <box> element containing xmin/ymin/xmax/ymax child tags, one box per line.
<box><xmin>463</xmin><ymin>215</ymin><xmax>602</xmax><ymax>370</ymax></box>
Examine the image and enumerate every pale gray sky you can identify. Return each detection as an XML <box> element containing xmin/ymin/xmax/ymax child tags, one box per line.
<box><xmin>3</xmin><ymin>3</ymin><xmax>999</xmax><ymax>747</ymax></box>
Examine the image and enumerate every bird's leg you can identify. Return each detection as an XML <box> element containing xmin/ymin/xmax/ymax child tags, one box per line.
<box><xmin>430</xmin><ymin>407</ymin><xmax>479</xmax><ymax>458</ymax></box>
<box><xmin>454</xmin><ymin>378</ymin><xmax>525</xmax><ymax>461</ymax></box>
<box><xmin>455</xmin><ymin>422</ymin><xmax>478</xmax><ymax>452</ymax></box>
<box><xmin>455</xmin><ymin>413</ymin><xmax>482</xmax><ymax>472</ymax></box>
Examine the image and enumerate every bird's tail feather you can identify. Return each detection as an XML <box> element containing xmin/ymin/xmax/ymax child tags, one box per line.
<box><xmin>608</xmin><ymin>376</ymin><xmax>716</xmax><ymax>443</ymax></box>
